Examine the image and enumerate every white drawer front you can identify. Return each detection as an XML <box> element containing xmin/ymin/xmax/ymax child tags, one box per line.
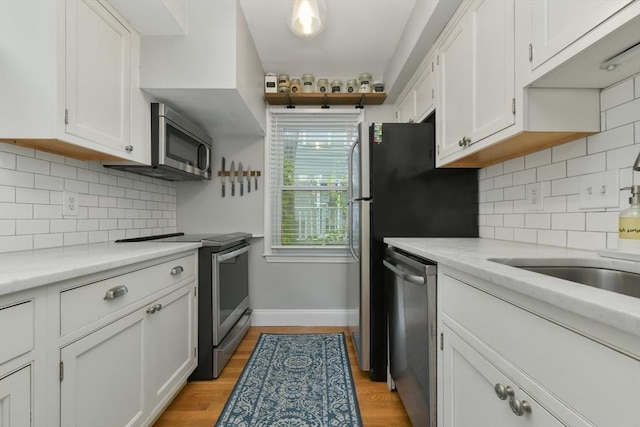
<box><xmin>60</xmin><ymin>254</ymin><xmax>195</xmax><ymax>335</ymax></box>
<box><xmin>0</xmin><ymin>301</ymin><xmax>34</xmax><ymax>366</ymax></box>
<box><xmin>441</xmin><ymin>273</ymin><xmax>640</xmax><ymax>427</ymax></box>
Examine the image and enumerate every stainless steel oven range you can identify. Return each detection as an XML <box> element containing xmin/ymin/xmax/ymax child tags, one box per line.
<box><xmin>116</xmin><ymin>232</ymin><xmax>252</xmax><ymax>379</ymax></box>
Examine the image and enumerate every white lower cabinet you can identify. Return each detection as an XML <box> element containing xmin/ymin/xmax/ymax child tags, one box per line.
<box><xmin>442</xmin><ymin>325</ymin><xmax>563</xmax><ymax>427</ymax></box>
<box><xmin>0</xmin><ymin>366</ymin><xmax>32</xmax><ymax>427</ymax></box>
<box><xmin>53</xmin><ymin>250</ymin><xmax>198</xmax><ymax>427</ymax></box>
<box><xmin>439</xmin><ymin>268</ymin><xmax>640</xmax><ymax>427</ymax></box>
<box><xmin>60</xmin><ymin>311</ymin><xmax>146</xmax><ymax>427</ymax></box>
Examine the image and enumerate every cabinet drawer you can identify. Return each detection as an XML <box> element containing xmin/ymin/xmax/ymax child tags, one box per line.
<box><xmin>60</xmin><ymin>254</ymin><xmax>195</xmax><ymax>335</ymax></box>
<box><xmin>0</xmin><ymin>301</ymin><xmax>34</xmax><ymax>366</ymax></box>
<box><xmin>441</xmin><ymin>273</ymin><xmax>640</xmax><ymax>427</ymax></box>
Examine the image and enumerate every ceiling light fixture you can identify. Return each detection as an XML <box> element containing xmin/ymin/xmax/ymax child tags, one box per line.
<box><xmin>600</xmin><ymin>42</ymin><xmax>640</xmax><ymax>71</ymax></box>
<box><xmin>288</xmin><ymin>0</ymin><xmax>325</xmax><ymax>38</ymax></box>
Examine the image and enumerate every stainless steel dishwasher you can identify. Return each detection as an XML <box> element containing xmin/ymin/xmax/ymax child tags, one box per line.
<box><xmin>384</xmin><ymin>246</ymin><xmax>438</xmax><ymax>427</ymax></box>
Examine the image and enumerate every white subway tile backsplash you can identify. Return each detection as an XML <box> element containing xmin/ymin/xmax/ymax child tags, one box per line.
<box><xmin>50</xmin><ymin>163</ymin><xmax>76</xmax><ymax>179</ymax></box>
<box><xmin>551</xmin><ymin>176</ymin><xmax>580</xmax><ymax>196</ymax></box>
<box><xmin>479</xmin><ymin>226</ymin><xmax>495</xmax><ymax>238</ymax></box>
<box><xmin>16</xmin><ymin>188</ymin><xmax>49</xmax><ymax>204</ymax></box>
<box><xmin>0</xmin><ymin>187</ymin><xmax>15</xmax><ymax>203</ymax></box>
<box><xmin>0</xmin><ymin>141</ymin><xmax>179</xmax><ymax>252</ymax></box>
<box><xmin>567</xmin><ymin>152</ymin><xmax>606</xmax><ymax>176</ymax></box>
<box><xmin>587</xmin><ymin>124</ymin><xmax>633</xmax><ymax>154</ymax></box>
<box><xmin>479</xmin><ymin>178</ymin><xmax>494</xmax><ymax>192</ymax></box>
<box><xmin>606</xmin><ymin>98</ymin><xmax>640</xmax><ymax>129</ymax></box>
<box><xmin>0</xmin><ymin>203</ymin><xmax>32</xmax><ymax>219</ymax></box>
<box><xmin>537</xmin><ymin>162</ymin><xmax>566</xmax><ymax>181</ymax></box>
<box><xmin>606</xmin><ymin>144</ymin><xmax>640</xmax><ymax>170</ymax></box>
<box><xmin>35</xmin><ymin>174</ymin><xmax>63</xmax><ymax>191</ymax></box>
<box><xmin>1</xmin><ymin>169</ymin><xmax>35</xmax><ymax>188</ymax></box>
<box><xmin>17</xmin><ymin>156</ymin><xmax>50</xmax><ymax>175</ymax></box>
<box><xmin>600</xmin><ymin>78</ymin><xmax>634</xmax><ymax>111</ymax></box>
<box><xmin>16</xmin><ymin>219</ymin><xmax>49</xmax><ymax>235</ymax></box>
<box><xmin>478</xmin><ymin>74</ymin><xmax>640</xmax><ymax>251</ymax></box>
<box><xmin>494</xmin><ymin>201</ymin><xmax>513</xmax><ymax>214</ymax></box>
<box><xmin>513</xmin><ymin>168</ymin><xmax>536</xmax><ymax>185</ymax></box>
<box><xmin>552</xmin><ymin>138</ymin><xmax>586</xmax><ymax>162</ymax></box>
<box><xmin>485</xmin><ymin>164</ymin><xmax>504</xmax><ymax>178</ymax></box>
<box><xmin>0</xmin><ymin>220</ymin><xmax>15</xmax><ymax>236</ymax></box>
<box><xmin>493</xmin><ymin>174</ymin><xmax>513</xmax><ymax>189</ymax></box>
<box><xmin>486</xmin><ymin>189</ymin><xmax>504</xmax><ymax>202</ymax></box>
<box><xmin>538</xmin><ymin>230</ymin><xmax>567</xmax><ymax>247</ymax></box>
<box><xmin>494</xmin><ymin>227</ymin><xmax>514</xmax><ymax>241</ymax></box>
<box><xmin>525</xmin><ymin>149</ymin><xmax>551</xmax><ymax>169</ymax></box>
<box><xmin>525</xmin><ymin>213</ymin><xmax>551</xmax><ymax>229</ymax></box>
<box><xmin>551</xmin><ymin>213</ymin><xmax>585</xmax><ymax>231</ymax></box>
<box><xmin>0</xmin><ymin>152</ymin><xmax>16</xmax><ymax>170</ymax></box>
<box><xmin>503</xmin><ymin>157</ymin><xmax>524</xmax><ymax>173</ymax></box>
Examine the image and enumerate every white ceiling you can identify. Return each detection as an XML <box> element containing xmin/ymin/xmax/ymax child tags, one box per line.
<box><xmin>238</xmin><ymin>0</ymin><xmax>416</xmax><ymax>85</ymax></box>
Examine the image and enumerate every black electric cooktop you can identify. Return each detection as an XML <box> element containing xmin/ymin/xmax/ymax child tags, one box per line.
<box><xmin>115</xmin><ymin>232</ymin><xmax>252</xmax><ymax>251</ymax></box>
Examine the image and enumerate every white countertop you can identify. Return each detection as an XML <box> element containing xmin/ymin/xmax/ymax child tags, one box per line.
<box><xmin>0</xmin><ymin>241</ymin><xmax>201</xmax><ymax>296</ymax></box>
<box><xmin>384</xmin><ymin>238</ymin><xmax>640</xmax><ymax>338</ymax></box>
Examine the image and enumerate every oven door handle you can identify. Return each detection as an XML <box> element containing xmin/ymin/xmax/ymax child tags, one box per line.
<box><xmin>217</xmin><ymin>244</ymin><xmax>250</xmax><ymax>262</ymax></box>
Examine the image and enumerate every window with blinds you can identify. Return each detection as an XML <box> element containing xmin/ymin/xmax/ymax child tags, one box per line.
<box><xmin>267</xmin><ymin>109</ymin><xmax>361</xmax><ymax>256</ymax></box>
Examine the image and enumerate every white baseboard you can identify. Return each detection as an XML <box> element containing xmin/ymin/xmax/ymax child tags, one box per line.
<box><xmin>251</xmin><ymin>309</ymin><xmax>348</xmax><ymax>326</ymax></box>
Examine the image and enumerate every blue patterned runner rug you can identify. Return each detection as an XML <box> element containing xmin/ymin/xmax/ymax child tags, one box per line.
<box><xmin>215</xmin><ymin>333</ymin><xmax>363</xmax><ymax>427</ymax></box>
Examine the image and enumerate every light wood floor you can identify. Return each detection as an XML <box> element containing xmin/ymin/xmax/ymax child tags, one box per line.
<box><xmin>153</xmin><ymin>326</ymin><xmax>412</xmax><ymax>427</ymax></box>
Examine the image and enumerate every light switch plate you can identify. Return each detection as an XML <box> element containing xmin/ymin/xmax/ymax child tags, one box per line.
<box><xmin>579</xmin><ymin>170</ymin><xmax>619</xmax><ymax>209</ymax></box>
<box><xmin>62</xmin><ymin>191</ymin><xmax>79</xmax><ymax>216</ymax></box>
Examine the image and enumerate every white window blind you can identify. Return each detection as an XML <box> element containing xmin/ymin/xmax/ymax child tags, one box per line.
<box><xmin>267</xmin><ymin>109</ymin><xmax>361</xmax><ymax>257</ymax></box>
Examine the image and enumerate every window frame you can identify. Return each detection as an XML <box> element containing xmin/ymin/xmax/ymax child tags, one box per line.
<box><xmin>264</xmin><ymin>108</ymin><xmax>363</xmax><ymax>263</ymax></box>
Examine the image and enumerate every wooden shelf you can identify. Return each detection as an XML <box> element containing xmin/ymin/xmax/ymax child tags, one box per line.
<box><xmin>264</xmin><ymin>92</ymin><xmax>386</xmax><ymax>107</ymax></box>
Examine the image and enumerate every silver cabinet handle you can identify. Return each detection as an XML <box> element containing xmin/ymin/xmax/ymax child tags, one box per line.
<box><xmin>458</xmin><ymin>138</ymin><xmax>465</xmax><ymax>147</ymax></box>
<box><xmin>104</xmin><ymin>285</ymin><xmax>128</xmax><ymax>300</ymax></box>
<box><xmin>125</xmin><ymin>145</ymin><xmax>134</xmax><ymax>152</ymax></box>
<box><xmin>494</xmin><ymin>383</ymin><xmax>513</xmax><ymax>400</ymax></box>
<box><xmin>509</xmin><ymin>397</ymin><xmax>532</xmax><ymax>416</ymax></box>
<box><xmin>170</xmin><ymin>266</ymin><xmax>184</xmax><ymax>275</ymax></box>
<box><xmin>146</xmin><ymin>303</ymin><xmax>163</xmax><ymax>315</ymax></box>
<box><xmin>458</xmin><ymin>137</ymin><xmax>471</xmax><ymax>147</ymax></box>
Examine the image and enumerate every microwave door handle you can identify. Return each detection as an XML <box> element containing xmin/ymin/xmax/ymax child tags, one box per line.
<box><xmin>198</xmin><ymin>144</ymin><xmax>211</xmax><ymax>172</ymax></box>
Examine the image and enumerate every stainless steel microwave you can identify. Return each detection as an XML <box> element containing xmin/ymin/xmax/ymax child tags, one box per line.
<box><xmin>106</xmin><ymin>103</ymin><xmax>212</xmax><ymax>181</ymax></box>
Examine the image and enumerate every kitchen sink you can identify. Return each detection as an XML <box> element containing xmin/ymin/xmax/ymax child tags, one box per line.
<box><xmin>489</xmin><ymin>258</ymin><xmax>640</xmax><ymax>299</ymax></box>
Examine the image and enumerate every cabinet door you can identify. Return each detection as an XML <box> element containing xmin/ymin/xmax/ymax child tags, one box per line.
<box><xmin>442</xmin><ymin>326</ymin><xmax>564</xmax><ymax>427</ymax></box>
<box><xmin>530</xmin><ymin>0</ymin><xmax>633</xmax><ymax>69</ymax></box>
<box><xmin>65</xmin><ymin>0</ymin><xmax>131</xmax><ymax>153</ymax></box>
<box><xmin>469</xmin><ymin>0</ymin><xmax>515</xmax><ymax>143</ymax></box>
<box><xmin>0</xmin><ymin>366</ymin><xmax>31</xmax><ymax>427</ymax></box>
<box><xmin>145</xmin><ymin>284</ymin><xmax>197</xmax><ymax>412</ymax></box>
<box><xmin>396</xmin><ymin>90</ymin><xmax>416</xmax><ymax>123</ymax></box>
<box><xmin>60</xmin><ymin>310</ymin><xmax>145</xmax><ymax>427</ymax></box>
<box><xmin>437</xmin><ymin>15</ymin><xmax>472</xmax><ymax>160</ymax></box>
<box><xmin>414</xmin><ymin>58</ymin><xmax>436</xmax><ymax>122</ymax></box>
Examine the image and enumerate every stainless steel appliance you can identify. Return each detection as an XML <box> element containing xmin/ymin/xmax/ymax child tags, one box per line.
<box><xmin>116</xmin><ymin>232</ymin><xmax>252</xmax><ymax>379</ymax></box>
<box><xmin>105</xmin><ymin>103</ymin><xmax>212</xmax><ymax>181</ymax></box>
<box><xmin>384</xmin><ymin>247</ymin><xmax>437</xmax><ymax>427</ymax></box>
<box><xmin>346</xmin><ymin>113</ymin><xmax>477</xmax><ymax>381</ymax></box>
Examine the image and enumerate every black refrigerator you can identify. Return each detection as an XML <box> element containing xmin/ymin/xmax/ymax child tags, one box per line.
<box><xmin>346</xmin><ymin>114</ymin><xmax>478</xmax><ymax>381</ymax></box>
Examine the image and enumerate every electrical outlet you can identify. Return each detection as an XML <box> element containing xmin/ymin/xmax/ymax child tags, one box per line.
<box><xmin>579</xmin><ymin>170</ymin><xmax>619</xmax><ymax>209</ymax></box>
<box><xmin>63</xmin><ymin>191</ymin><xmax>79</xmax><ymax>216</ymax></box>
<box><xmin>527</xmin><ymin>182</ymin><xmax>544</xmax><ymax>211</ymax></box>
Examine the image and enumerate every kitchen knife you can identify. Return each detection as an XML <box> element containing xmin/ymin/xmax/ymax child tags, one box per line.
<box><xmin>230</xmin><ymin>161</ymin><xmax>236</xmax><ymax>197</ymax></box>
<box><xmin>238</xmin><ymin>162</ymin><xmax>244</xmax><ymax>196</ymax></box>
<box><xmin>221</xmin><ymin>157</ymin><xmax>226</xmax><ymax>197</ymax></box>
<box><xmin>255</xmin><ymin>171</ymin><xmax>258</xmax><ymax>191</ymax></box>
<box><xmin>246</xmin><ymin>165</ymin><xmax>251</xmax><ymax>193</ymax></box>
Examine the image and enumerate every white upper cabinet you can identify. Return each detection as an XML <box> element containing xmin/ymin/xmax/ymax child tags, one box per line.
<box><xmin>437</xmin><ymin>0</ymin><xmax>515</xmax><ymax>163</ymax></box>
<box><xmin>395</xmin><ymin>54</ymin><xmax>437</xmax><ymax>124</ymax></box>
<box><xmin>530</xmin><ymin>0</ymin><xmax>633</xmax><ymax>70</ymax></box>
<box><xmin>0</xmin><ymin>0</ymin><xmax>149</xmax><ymax>163</ymax></box>
<box><xmin>65</xmin><ymin>0</ymin><xmax>131</xmax><ymax>153</ymax></box>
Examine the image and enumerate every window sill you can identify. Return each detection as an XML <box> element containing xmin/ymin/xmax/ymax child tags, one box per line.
<box><xmin>263</xmin><ymin>254</ymin><xmax>353</xmax><ymax>264</ymax></box>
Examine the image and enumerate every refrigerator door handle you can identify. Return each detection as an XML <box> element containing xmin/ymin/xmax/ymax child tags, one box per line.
<box><xmin>348</xmin><ymin>138</ymin><xmax>358</xmax><ymax>200</ymax></box>
<box><xmin>348</xmin><ymin>200</ymin><xmax>358</xmax><ymax>261</ymax></box>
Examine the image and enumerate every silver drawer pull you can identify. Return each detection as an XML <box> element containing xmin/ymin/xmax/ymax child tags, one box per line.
<box><xmin>103</xmin><ymin>285</ymin><xmax>128</xmax><ymax>300</ymax></box>
<box><xmin>170</xmin><ymin>266</ymin><xmax>184</xmax><ymax>275</ymax></box>
<box><xmin>509</xmin><ymin>397</ymin><xmax>532</xmax><ymax>416</ymax></box>
<box><xmin>146</xmin><ymin>303</ymin><xmax>163</xmax><ymax>315</ymax></box>
<box><xmin>494</xmin><ymin>383</ymin><xmax>513</xmax><ymax>400</ymax></box>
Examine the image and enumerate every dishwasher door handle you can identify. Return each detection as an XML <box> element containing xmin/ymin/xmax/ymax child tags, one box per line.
<box><xmin>383</xmin><ymin>259</ymin><xmax>425</xmax><ymax>286</ymax></box>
